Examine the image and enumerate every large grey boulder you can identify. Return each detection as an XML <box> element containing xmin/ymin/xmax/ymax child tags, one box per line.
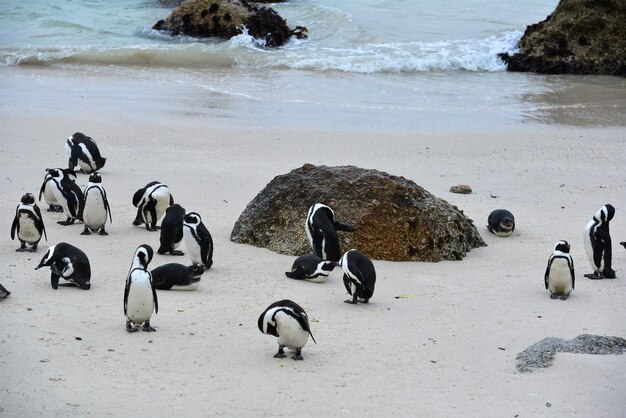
<box><xmin>230</xmin><ymin>164</ymin><xmax>486</xmax><ymax>262</ymax></box>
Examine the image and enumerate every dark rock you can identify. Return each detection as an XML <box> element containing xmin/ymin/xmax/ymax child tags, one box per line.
<box><xmin>516</xmin><ymin>334</ymin><xmax>626</xmax><ymax>372</ymax></box>
<box><xmin>153</xmin><ymin>0</ymin><xmax>296</xmax><ymax>47</ymax></box>
<box><xmin>230</xmin><ymin>164</ymin><xmax>486</xmax><ymax>262</ymax></box>
<box><xmin>500</xmin><ymin>0</ymin><xmax>626</xmax><ymax>76</ymax></box>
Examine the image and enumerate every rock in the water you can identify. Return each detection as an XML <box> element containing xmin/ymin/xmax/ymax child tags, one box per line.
<box><xmin>231</xmin><ymin>164</ymin><xmax>486</xmax><ymax>261</ymax></box>
<box><xmin>516</xmin><ymin>334</ymin><xmax>626</xmax><ymax>372</ymax></box>
<box><xmin>449</xmin><ymin>184</ymin><xmax>472</xmax><ymax>194</ymax></box>
<box><xmin>152</xmin><ymin>0</ymin><xmax>296</xmax><ymax>47</ymax></box>
<box><xmin>500</xmin><ymin>0</ymin><xmax>626</xmax><ymax>76</ymax></box>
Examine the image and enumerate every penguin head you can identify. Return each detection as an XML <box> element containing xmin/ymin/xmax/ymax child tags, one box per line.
<box><xmin>554</xmin><ymin>240</ymin><xmax>570</xmax><ymax>253</ymax></box>
<box><xmin>187</xmin><ymin>264</ymin><xmax>205</xmax><ymax>280</ymax></box>
<box><xmin>594</xmin><ymin>204</ymin><xmax>615</xmax><ymax>223</ymax></box>
<box><xmin>183</xmin><ymin>212</ymin><xmax>202</xmax><ymax>227</ymax></box>
<box><xmin>35</xmin><ymin>244</ymin><xmax>59</xmax><ymax>269</ymax></box>
<box><xmin>21</xmin><ymin>193</ymin><xmax>36</xmax><ymax>205</ymax></box>
<box><xmin>88</xmin><ymin>172</ymin><xmax>102</xmax><ymax>184</ymax></box>
<box><xmin>320</xmin><ymin>260</ymin><xmax>337</xmax><ymax>273</ymax></box>
<box><xmin>258</xmin><ymin>309</ymin><xmax>279</xmax><ymax>337</ymax></box>
<box><xmin>132</xmin><ymin>244</ymin><xmax>154</xmax><ymax>269</ymax></box>
<box><xmin>46</xmin><ymin>168</ymin><xmax>62</xmax><ymax>180</ymax></box>
<box><xmin>499</xmin><ymin>216</ymin><xmax>515</xmax><ymax>231</ymax></box>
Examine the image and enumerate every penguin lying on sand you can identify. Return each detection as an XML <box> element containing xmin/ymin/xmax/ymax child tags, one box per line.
<box><xmin>487</xmin><ymin>209</ymin><xmax>515</xmax><ymax>237</ymax></box>
<box><xmin>285</xmin><ymin>255</ymin><xmax>337</xmax><ymax>283</ymax></box>
<box><xmin>151</xmin><ymin>263</ymin><xmax>205</xmax><ymax>290</ymax></box>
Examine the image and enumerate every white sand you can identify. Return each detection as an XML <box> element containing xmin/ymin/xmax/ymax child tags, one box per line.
<box><xmin>1</xmin><ymin>67</ymin><xmax>625</xmax><ymax>417</ymax></box>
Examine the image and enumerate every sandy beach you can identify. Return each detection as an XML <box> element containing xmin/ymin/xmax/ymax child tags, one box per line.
<box><xmin>1</xmin><ymin>66</ymin><xmax>625</xmax><ymax>417</ymax></box>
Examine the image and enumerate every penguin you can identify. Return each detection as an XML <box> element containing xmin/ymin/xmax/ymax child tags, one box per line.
<box><xmin>65</xmin><ymin>132</ymin><xmax>107</xmax><ymax>174</ymax></box>
<box><xmin>132</xmin><ymin>181</ymin><xmax>173</xmax><ymax>231</ymax></box>
<box><xmin>258</xmin><ymin>299</ymin><xmax>317</xmax><ymax>360</ymax></box>
<box><xmin>305</xmin><ymin>203</ymin><xmax>354</xmax><ymax>262</ymax></box>
<box><xmin>38</xmin><ymin>168</ymin><xmax>75</xmax><ymax>212</ymax></box>
<box><xmin>81</xmin><ymin>172</ymin><xmax>112</xmax><ymax>236</ymax></box>
<box><xmin>544</xmin><ymin>240</ymin><xmax>575</xmax><ymax>300</ymax></box>
<box><xmin>339</xmin><ymin>249</ymin><xmax>376</xmax><ymax>304</ymax></box>
<box><xmin>285</xmin><ymin>255</ymin><xmax>337</xmax><ymax>283</ymax></box>
<box><xmin>620</xmin><ymin>241</ymin><xmax>626</xmax><ymax>250</ymax></box>
<box><xmin>157</xmin><ymin>204</ymin><xmax>186</xmax><ymax>255</ymax></box>
<box><xmin>124</xmin><ymin>244</ymin><xmax>158</xmax><ymax>332</ymax></box>
<box><xmin>0</xmin><ymin>283</ymin><xmax>9</xmax><ymax>300</ymax></box>
<box><xmin>487</xmin><ymin>209</ymin><xmax>515</xmax><ymax>237</ymax></box>
<box><xmin>183</xmin><ymin>212</ymin><xmax>214</xmax><ymax>269</ymax></box>
<box><xmin>583</xmin><ymin>204</ymin><xmax>616</xmax><ymax>279</ymax></box>
<box><xmin>151</xmin><ymin>263</ymin><xmax>205</xmax><ymax>290</ymax></box>
<box><xmin>45</xmin><ymin>168</ymin><xmax>84</xmax><ymax>225</ymax></box>
<box><xmin>11</xmin><ymin>193</ymin><xmax>47</xmax><ymax>252</ymax></box>
<box><xmin>35</xmin><ymin>242</ymin><xmax>91</xmax><ymax>290</ymax></box>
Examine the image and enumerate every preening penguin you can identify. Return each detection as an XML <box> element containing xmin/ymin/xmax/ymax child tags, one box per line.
<box><xmin>305</xmin><ymin>203</ymin><xmax>354</xmax><ymax>262</ymax></box>
<box><xmin>11</xmin><ymin>193</ymin><xmax>47</xmax><ymax>252</ymax></box>
<box><xmin>258</xmin><ymin>299</ymin><xmax>317</xmax><ymax>360</ymax></box>
<box><xmin>151</xmin><ymin>263</ymin><xmax>205</xmax><ymax>290</ymax></box>
<box><xmin>39</xmin><ymin>168</ymin><xmax>75</xmax><ymax>212</ymax></box>
<box><xmin>81</xmin><ymin>172</ymin><xmax>112</xmax><ymax>235</ymax></box>
<box><xmin>339</xmin><ymin>249</ymin><xmax>376</xmax><ymax>304</ymax></box>
<box><xmin>65</xmin><ymin>132</ymin><xmax>107</xmax><ymax>174</ymax></box>
<box><xmin>285</xmin><ymin>255</ymin><xmax>337</xmax><ymax>283</ymax></box>
<box><xmin>544</xmin><ymin>240</ymin><xmax>575</xmax><ymax>300</ymax></box>
<box><xmin>132</xmin><ymin>181</ymin><xmax>173</xmax><ymax>231</ymax></box>
<box><xmin>583</xmin><ymin>204</ymin><xmax>616</xmax><ymax>279</ymax></box>
<box><xmin>35</xmin><ymin>242</ymin><xmax>91</xmax><ymax>290</ymax></box>
<box><xmin>124</xmin><ymin>244</ymin><xmax>158</xmax><ymax>332</ymax></box>
<box><xmin>45</xmin><ymin>168</ymin><xmax>84</xmax><ymax>226</ymax></box>
<box><xmin>183</xmin><ymin>212</ymin><xmax>214</xmax><ymax>269</ymax></box>
<box><xmin>157</xmin><ymin>204</ymin><xmax>186</xmax><ymax>255</ymax></box>
<box><xmin>487</xmin><ymin>209</ymin><xmax>515</xmax><ymax>237</ymax></box>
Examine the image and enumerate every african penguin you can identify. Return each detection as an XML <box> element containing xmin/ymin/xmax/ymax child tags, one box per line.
<box><xmin>305</xmin><ymin>203</ymin><xmax>354</xmax><ymax>262</ymax></box>
<box><xmin>339</xmin><ymin>249</ymin><xmax>376</xmax><ymax>304</ymax></box>
<box><xmin>124</xmin><ymin>244</ymin><xmax>158</xmax><ymax>332</ymax></box>
<box><xmin>81</xmin><ymin>172</ymin><xmax>112</xmax><ymax>235</ymax></box>
<box><xmin>11</xmin><ymin>193</ymin><xmax>47</xmax><ymax>252</ymax></box>
<box><xmin>621</xmin><ymin>241</ymin><xmax>626</xmax><ymax>250</ymax></box>
<box><xmin>39</xmin><ymin>168</ymin><xmax>75</xmax><ymax>212</ymax></box>
<box><xmin>35</xmin><ymin>242</ymin><xmax>91</xmax><ymax>290</ymax></box>
<box><xmin>285</xmin><ymin>255</ymin><xmax>337</xmax><ymax>283</ymax></box>
<box><xmin>544</xmin><ymin>240</ymin><xmax>575</xmax><ymax>300</ymax></box>
<box><xmin>132</xmin><ymin>181</ymin><xmax>173</xmax><ymax>231</ymax></box>
<box><xmin>151</xmin><ymin>263</ymin><xmax>205</xmax><ymax>290</ymax></box>
<box><xmin>183</xmin><ymin>212</ymin><xmax>213</xmax><ymax>269</ymax></box>
<box><xmin>65</xmin><ymin>132</ymin><xmax>107</xmax><ymax>174</ymax></box>
<box><xmin>583</xmin><ymin>204</ymin><xmax>616</xmax><ymax>279</ymax></box>
<box><xmin>0</xmin><ymin>283</ymin><xmax>9</xmax><ymax>300</ymax></box>
<box><xmin>258</xmin><ymin>299</ymin><xmax>317</xmax><ymax>360</ymax></box>
<box><xmin>45</xmin><ymin>168</ymin><xmax>84</xmax><ymax>225</ymax></box>
<box><xmin>157</xmin><ymin>204</ymin><xmax>186</xmax><ymax>255</ymax></box>
<box><xmin>487</xmin><ymin>209</ymin><xmax>515</xmax><ymax>237</ymax></box>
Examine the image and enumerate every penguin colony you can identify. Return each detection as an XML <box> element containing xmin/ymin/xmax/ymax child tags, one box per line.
<box><xmin>4</xmin><ymin>133</ymin><xmax>623</xmax><ymax>361</ymax></box>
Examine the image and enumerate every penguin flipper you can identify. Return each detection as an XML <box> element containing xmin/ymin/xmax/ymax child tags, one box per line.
<box><xmin>10</xmin><ymin>209</ymin><xmax>18</xmax><ymax>240</ymax></box>
<box><xmin>38</xmin><ymin>179</ymin><xmax>47</xmax><ymax>201</ymax></box>
<box><xmin>103</xmin><ymin>192</ymin><xmax>113</xmax><ymax>223</ymax></box>
<box><xmin>544</xmin><ymin>259</ymin><xmax>551</xmax><ymax>290</ymax></box>
<box><xmin>334</xmin><ymin>221</ymin><xmax>354</xmax><ymax>232</ymax></box>
<box><xmin>342</xmin><ymin>274</ymin><xmax>352</xmax><ymax>295</ymax></box>
<box><xmin>286</xmin><ymin>266</ymin><xmax>305</xmax><ymax>280</ymax></box>
<box><xmin>33</xmin><ymin>204</ymin><xmax>47</xmax><ymax>241</ymax></box>
<box><xmin>123</xmin><ymin>278</ymin><xmax>130</xmax><ymax>315</ymax></box>
<box><xmin>152</xmin><ymin>281</ymin><xmax>159</xmax><ymax>314</ymax></box>
<box><xmin>51</xmin><ymin>272</ymin><xmax>60</xmax><ymax>290</ymax></box>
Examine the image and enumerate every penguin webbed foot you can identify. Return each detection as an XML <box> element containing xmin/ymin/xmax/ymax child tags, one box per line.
<box><xmin>603</xmin><ymin>269</ymin><xmax>616</xmax><ymax>279</ymax></box>
<box><xmin>81</xmin><ymin>226</ymin><xmax>92</xmax><ymax>235</ymax></box>
<box><xmin>142</xmin><ymin>321</ymin><xmax>156</xmax><ymax>332</ymax></box>
<box><xmin>16</xmin><ymin>243</ymin><xmax>27</xmax><ymax>252</ymax></box>
<box><xmin>584</xmin><ymin>272</ymin><xmax>603</xmax><ymax>280</ymax></box>
<box><xmin>358</xmin><ymin>298</ymin><xmax>370</xmax><ymax>304</ymax></box>
<box><xmin>273</xmin><ymin>347</ymin><xmax>287</xmax><ymax>359</ymax></box>
<box><xmin>28</xmin><ymin>244</ymin><xmax>38</xmax><ymax>252</ymax></box>
<box><xmin>292</xmin><ymin>349</ymin><xmax>304</xmax><ymax>361</ymax></box>
<box><xmin>559</xmin><ymin>294</ymin><xmax>570</xmax><ymax>300</ymax></box>
<box><xmin>126</xmin><ymin>321</ymin><xmax>138</xmax><ymax>333</ymax></box>
<box><xmin>58</xmin><ymin>218</ymin><xmax>76</xmax><ymax>226</ymax></box>
<box><xmin>550</xmin><ymin>293</ymin><xmax>558</xmax><ymax>299</ymax></box>
<box><xmin>98</xmin><ymin>228</ymin><xmax>108</xmax><ymax>236</ymax></box>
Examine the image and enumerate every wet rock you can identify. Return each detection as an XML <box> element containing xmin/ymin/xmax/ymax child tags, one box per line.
<box><xmin>449</xmin><ymin>184</ymin><xmax>472</xmax><ymax>194</ymax></box>
<box><xmin>500</xmin><ymin>0</ymin><xmax>626</xmax><ymax>76</ymax></box>
<box><xmin>152</xmin><ymin>0</ymin><xmax>297</xmax><ymax>47</ymax></box>
<box><xmin>516</xmin><ymin>334</ymin><xmax>626</xmax><ymax>372</ymax></box>
<box><xmin>230</xmin><ymin>164</ymin><xmax>486</xmax><ymax>261</ymax></box>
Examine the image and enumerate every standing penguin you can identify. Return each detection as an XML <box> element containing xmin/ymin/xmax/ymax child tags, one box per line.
<box><xmin>124</xmin><ymin>244</ymin><xmax>158</xmax><ymax>332</ymax></box>
<box><xmin>183</xmin><ymin>212</ymin><xmax>214</xmax><ymax>269</ymax></box>
<box><xmin>81</xmin><ymin>172</ymin><xmax>112</xmax><ymax>235</ymax></box>
<box><xmin>39</xmin><ymin>168</ymin><xmax>75</xmax><ymax>212</ymax></box>
<box><xmin>46</xmin><ymin>168</ymin><xmax>84</xmax><ymax>225</ymax></box>
<box><xmin>132</xmin><ymin>181</ymin><xmax>173</xmax><ymax>231</ymax></box>
<box><xmin>258</xmin><ymin>299</ymin><xmax>317</xmax><ymax>360</ymax></box>
<box><xmin>305</xmin><ymin>203</ymin><xmax>354</xmax><ymax>262</ymax></box>
<box><xmin>11</xmin><ymin>193</ymin><xmax>47</xmax><ymax>252</ymax></box>
<box><xmin>157</xmin><ymin>204</ymin><xmax>186</xmax><ymax>255</ymax></box>
<box><xmin>65</xmin><ymin>132</ymin><xmax>107</xmax><ymax>173</ymax></box>
<box><xmin>285</xmin><ymin>255</ymin><xmax>337</xmax><ymax>283</ymax></box>
<box><xmin>583</xmin><ymin>204</ymin><xmax>616</xmax><ymax>279</ymax></box>
<box><xmin>35</xmin><ymin>242</ymin><xmax>91</xmax><ymax>289</ymax></box>
<box><xmin>487</xmin><ymin>209</ymin><xmax>515</xmax><ymax>237</ymax></box>
<box><xmin>544</xmin><ymin>240</ymin><xmax>575</xmax><ymax>300</ymax></box>
<box><xmin>339</xmin><ymin>249</ymin><xmax>376</xmax><ymax>304</ymax></box>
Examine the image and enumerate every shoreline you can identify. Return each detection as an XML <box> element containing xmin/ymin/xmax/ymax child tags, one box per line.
<box><xmin>1</xmin><ymin>65</ymin><xmax>625</xmax><ymax>416</ymax></box>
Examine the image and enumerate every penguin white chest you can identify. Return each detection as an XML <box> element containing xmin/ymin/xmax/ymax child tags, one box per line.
<box><xmin>548</xmin><ymin>259</ymin><xmax>573</xmax><ymax>294</ymax></box>
<box><xmin>77</xmin><ymin>144</ymin><xmax>95</xmax><ymax>172</ymax></box>
<box><xmin>126</xmin><ymin>276</ymin><xmax>154</xmax><ymax>324</ymax></box>
<box><xmin>18</xmin><ymin>214</ymin><xmax>40</xmax><ymax>243</ymax></box>
<box><xmin>183</xmin><ymin>229</ymin><xmax>202</xmax><ymax>264</ymax></box>
<box><xmin>148</xmin><ymin>189</ymin><xmax>170</xmax><ymax>224</ymax></box>
<box><xmin>276</xmin><ymin>313</ymin><xmax>309</xmax><ymax>350</ymax></box>
<box><xmin>43</xmin><ymin>182</ymin><xmax>58</xmax><ymax>205</ymax></box>
<box><xmin>83</xmin><ymin>190</ymin><xmax>107</xmax><ymax>228</ymax></box>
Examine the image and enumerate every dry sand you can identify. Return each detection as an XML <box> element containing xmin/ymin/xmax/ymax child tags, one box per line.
<box><xmin>1</xmin><ymin>67</ymin><xmax>625</xmax><ymax>417</ymax></box>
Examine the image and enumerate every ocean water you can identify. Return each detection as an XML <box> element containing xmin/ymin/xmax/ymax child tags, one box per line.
<box><xmin>1</xmin><ymin>0</ymin><xmax>625</xmax><ymax>131</ymax></box>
